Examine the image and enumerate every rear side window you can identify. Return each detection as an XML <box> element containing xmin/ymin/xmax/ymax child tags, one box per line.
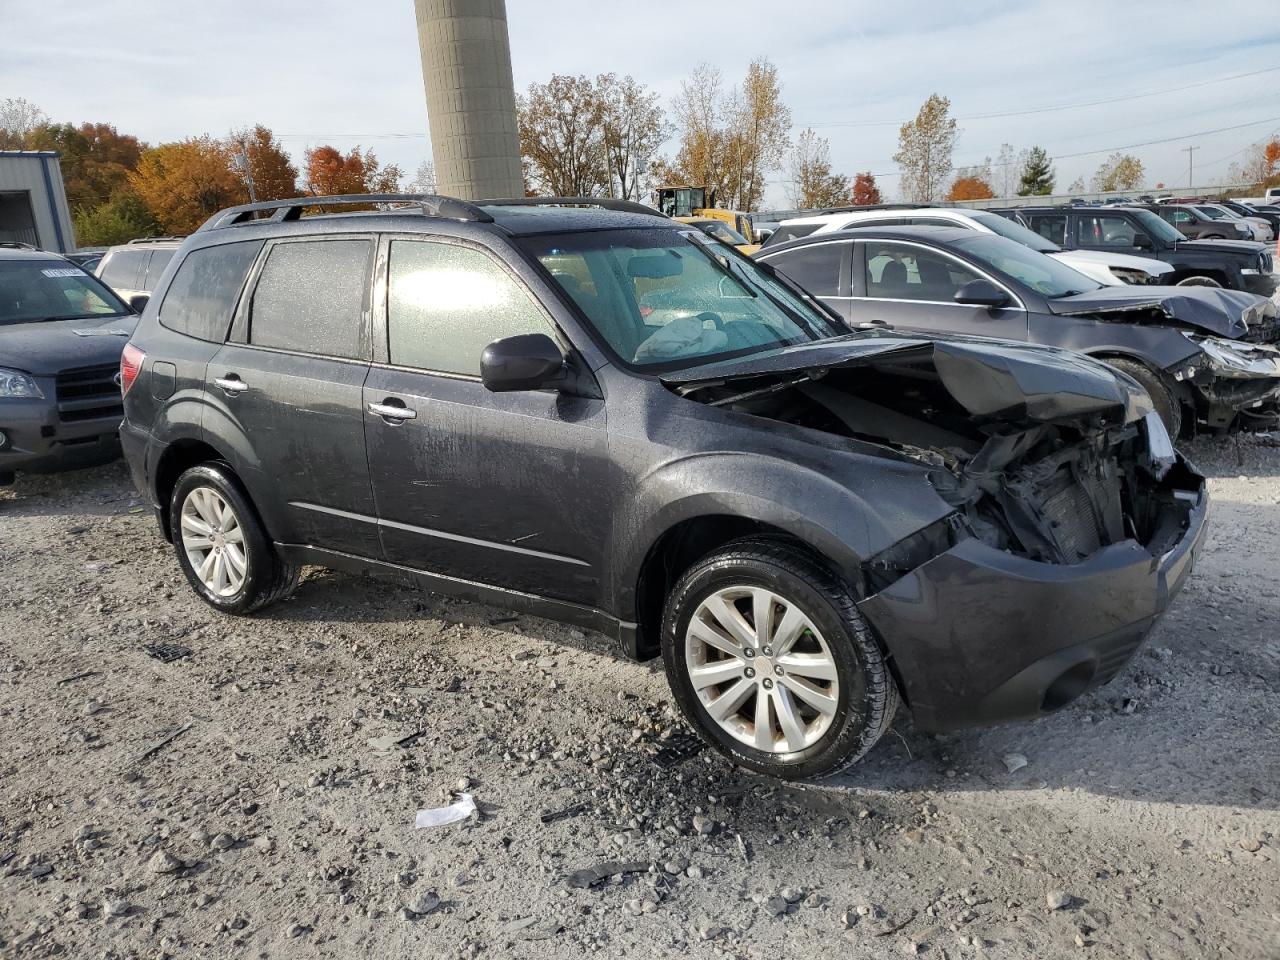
<box><xmin>764</xmin><ymin>243</ymin><xmax>844</xmax><ymax>297</ymax></box>
<box><xmin>765</xmin><ymin>223</ymin><xmax>822</xmax><ymax>246</ymax></box>
<box><xmin>387</xmin><ymin>240</ymin><xmax>551</xmax><ymax>376</ymax></box>
<box><xmin>159</xmin><ymin>241</ymin><xmax>263</xmax><ymax>342</ymax></box>
<box><xmin>1025</xmin><ymin>214</ymin><xmax>1067</xmax><ymax>246</ymax></box>
<box><xmin>142</xmin><ymin>249</ymin><xmax>176</xmax><ymax>290</ymax></box>
<box><xmin>249</xmin><ymin>239</ymin><xmax>372</xmax><ymax>359</ymax></box>
<box><xmin>98</xmin><ymin>249</ymin><xmax>147</xmax><ymax>290</ymax></box>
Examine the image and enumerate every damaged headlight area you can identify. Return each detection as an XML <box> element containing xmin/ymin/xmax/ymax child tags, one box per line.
<box><xmin>1188</xmin><ymin>334</ymin><xmax>1280</xmax><ymax>379</ymax></box>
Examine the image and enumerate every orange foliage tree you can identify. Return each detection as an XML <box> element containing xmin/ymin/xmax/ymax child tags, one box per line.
<box><xmin>946</xmin><ymin>176</ymin><xmax>995</xmax><ymax>201</ymax></box>
<box><xmin>228</xmin><ymin>125</ymin><xmax>298</xmax><ymax>202</ymax></box>
<box><xmin>129</xmin><ymin>137</ymin><xmax>245</xmax><ymax>234</ymax></box>
<box><xmin>303</xmin><ymin>145</ymin><xmax>402</xmax><ymax>195</ymax></box>
<box><xmin>851</xmin><ymin>171</ymin><xmax>882</xmax><ymax>205</ymax></box>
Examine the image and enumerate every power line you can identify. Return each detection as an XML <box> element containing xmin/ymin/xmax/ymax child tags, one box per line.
<box><xmin>798</xmin><ymin>65</ymin><xmax>1280</xmax><ymax>129</ymax></box>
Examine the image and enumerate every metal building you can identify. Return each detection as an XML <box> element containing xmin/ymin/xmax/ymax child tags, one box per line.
<box><xmin>413</xmin><ymin>0</ymin><xmax>523</xmax><ymax>200</ymax></box>
<box><xmin>0</xmin><ymin>151</ymin><xmax>76</xmax><ymax>252</ymax></box>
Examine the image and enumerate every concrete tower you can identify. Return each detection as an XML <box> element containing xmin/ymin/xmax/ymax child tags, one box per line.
<box><xmin>413</xmin><ymin>0</ymin><xmax>523</xmax><ymax>200</ymax></box>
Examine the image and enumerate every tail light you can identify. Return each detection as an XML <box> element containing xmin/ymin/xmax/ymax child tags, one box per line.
<box><xmin>120</xmin><ymin>343</ymin><xmax>145</xmax><ymax>395</ymax></box>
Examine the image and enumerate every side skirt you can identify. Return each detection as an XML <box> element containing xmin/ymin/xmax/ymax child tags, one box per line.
<box><xmin>274</xmin><ymin>542</ymin><xmax>644</xmax><ymax>659</ymax></box>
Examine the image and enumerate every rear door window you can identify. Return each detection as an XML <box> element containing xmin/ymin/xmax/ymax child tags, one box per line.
<box><xmin>386</xmin><ymin>240</ymin><xmax>552</xmax><ymax>376</ymax></box>
<box><xmin>142</xmin><ymin>249</ymin><xmax>176</xmax><ymax>291</ymax></box>
<box><xmin>98</xmin><ymin>249</ymin><xmax>147</xmax><ymax>290</ymax></box>
<box><xmin>763</xmin><ymin>242</ymin><xmax>845</xmax><ymax>297</ymax></box>
<box><xmin>1076</xmin><ymin>215</ymin><xmax>1144</xmax><ymax>248</ymax></box>
<box><xmin>159</xmin><ymin>241</ymin><xmax>264</xmax><ymax>342</ymax></box>
<box><xmin>248</xmin><ymin>239</ymin><xmax>372</xmax><ymax>359</ymax></box>
<box><xmin>863</xmin><ymin>241</ymin><xmax>983</xmax><ymax>301</ymax></box>
<box><xmin>1025</xmin><ymin>214</ymin><xmax>1067</xmax><ymax>245</ymax></box>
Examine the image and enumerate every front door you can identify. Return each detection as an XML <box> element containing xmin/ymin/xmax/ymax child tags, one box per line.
<box><xmin>850</xmin><ymin>239</ymin><xmax>1029</xmax><ymax>341</ymax></box>
<box><xmin>363</xmin><ymin>236</ymin><xmax>610</xmax><ymax>609</ymax></box>
<box><xmin>209</xmin><ymin>235</ymin><xmax>380</xmax><ymax>557</ymax></box>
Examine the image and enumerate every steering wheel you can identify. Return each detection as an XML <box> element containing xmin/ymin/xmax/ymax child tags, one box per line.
<box><xmin>695</xmin><ymin>311</ymin><xmax>725</xmax><ymax>330</ymax></box>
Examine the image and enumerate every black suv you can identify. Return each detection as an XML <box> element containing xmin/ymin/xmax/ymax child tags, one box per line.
<box><xmin>119</xmin><ymin>195</ymin><xmax>1208</xmax><ymax>780</ymax></box>
<box><xmin>1007</xmin><ymin>205</ymin><xmax>1275</xmax><ymax>296</ymax></box>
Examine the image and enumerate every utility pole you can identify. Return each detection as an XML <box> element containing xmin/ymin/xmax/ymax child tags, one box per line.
<box><xmin>237</xmin><ymin>148</ymin><xmax>258</xmax><ymax>204</ymax></box>
<box><xmin>1182</xmin><ymin>145</ymin><xmax>1199</xmax><ymax>191</ymax></box>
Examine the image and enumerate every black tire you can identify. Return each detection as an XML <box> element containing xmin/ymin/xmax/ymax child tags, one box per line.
<box><xmin>661</xmin><ymin>537</ymin><xmax>898</xmax><ymax>780</ymax></box>
<box><xmin>169</xmin><ymin>463</ymin><xmax>299</xmax><ymax>615</ymax></box>
<box><xmin>1101</xmin><ymin>357</ymin><xmax>1183</xmax><ymax>439</ymax></box>
<box><xmin>1175</xmin><ymin>274</ymin><xmax>1222</xmax><ymax>288</ymax></box>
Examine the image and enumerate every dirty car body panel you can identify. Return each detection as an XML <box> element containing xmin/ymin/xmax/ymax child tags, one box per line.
<box><xmin>121</xmin><ymin>201</ymin><xmax>1207</xmax><ymax>745</ymax></box>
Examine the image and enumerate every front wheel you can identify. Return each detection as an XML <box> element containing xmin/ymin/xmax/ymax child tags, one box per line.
<box><xmin>1175</xmin><ymin>275</ymin><xmax>1222</xmax><ymax>288</ymax></box>
<box><xmin>661</xmin><ymin>538</ymin><xmax>898</xmax><ymax>780</ymax></box>
<box><xmin>1102</xmin><ymin>357</ymin><xmax>1183</xmax><ymax>439</ymax></box>
<box><xmin>170</xmin><ymin>463</ymin><xmax>299</xmax><ymax>614</ymax></box>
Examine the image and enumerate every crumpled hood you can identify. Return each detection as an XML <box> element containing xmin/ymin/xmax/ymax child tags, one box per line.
<box><xmin>0</xmin><ymin>314</ymin><xmax>136</xmax><ymax>376</ymax></box>
<box><xmin>663</xmin><ymin>332</ymin><xmax>1152</xmax><ymax>425</ymax></box>
<box><xmin>1046</xmin><ymin>284</ymin><xmax>1276</xmax><ymax>338</ymax></box>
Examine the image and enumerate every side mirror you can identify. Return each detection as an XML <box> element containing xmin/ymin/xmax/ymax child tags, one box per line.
<box><xmin>481</xmin><ymin>333</ymin><xmax>565</xmax><ymax>393</ymax></box>
<box><xmin>1132</xmin><ymin>234</ymin><xmax>1153</xmax><ymax>249</ymax></box>
<box><xmin>128</xmin><ymin>293</ymin><xmax>150</xmax><ymax>314</ymax></box>
<box><xmin>954</xmin><ymin>279</ymin><xmax>1008</xmax><ymax>308</ymax></box>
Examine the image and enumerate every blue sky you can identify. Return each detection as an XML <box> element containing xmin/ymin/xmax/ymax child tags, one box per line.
<box><xmin>3</xmin><ymin>0</ymin><xmax>1279</xmax><ymax>206</ymax></box>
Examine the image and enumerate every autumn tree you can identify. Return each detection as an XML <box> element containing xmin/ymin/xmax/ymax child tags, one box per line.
<box><xmin>723</xmin><ymin>58</ymin><xmax>791</xmax><ymax>211</ymax></box>
<box><xmin>0</xmin><ymin>97</ymin><xmax>48</xmax><ymax>149</ymax></box>
<box><xmin>1091</xmin><ymin>152</ymin><xmax>1144</xmax><ymax>192</ymax></box>
<box><xmin>24</xmin><ymin>122</ymin><xmax>144</xmax><ymax>209</ymax></box>
<box><xmin>227</xmin><ymin>125</ymin><xmax>298</xmax><ymax>202</ymax></box>
<box><xmin>660</xmin><ymin>63</ymin><xmax>729</xmax><ymax>199</ymax></box>
<box><xmin>946</xmin><ymin>176</ymin><xmax>995</xmax><ymax>201</ymax></box>
<box><xmin>851</xmin><ymin>171</ymin><xmax>883</xmax><ymax>206</ymax></box>
<box><xmin>994</xmin><ymin>143</ymin><xmax>1026</xmax><ymax>199</ymax></box>
<box><xmin>1067</xmin><ymin>175</ymin><xmax>1086</xmax><ymax>193</ymax></box>
<box><xmin>303</xmin><ymin>145</ymin><xmax>401</xmax><ymax>196</ymax></box>
<box><xmin>1229</xmin><ymin>137</ymin><xmax>1280</xmax><ymax>191</ymax></box>
<box><xmin>1017</xmin><ymin>146</ymin><xmax>1055</xmax><ymax>196</ymax></box>
<box><xmin>130</xmin><ymin>137</ymin><xmax>244</xmax><ymax>234</ymax></box>
<box><xmin>598</xmin><ymin>74</ymin><xmax>667</xmax><ymax>200</ymax></box>
<box><xmin>786</xmin><ymin>128</ymin><xmax>849</xmax><ymax>208</ymax></box>
<box><xmin>518</xmin><ymin>75</ymin><xmax>609</xmax><ymax>197</ymax></box>
<box><xmin>894</xmin><ymin>94</ymin><xmax>958</xmax><ymax>202</ymax></box>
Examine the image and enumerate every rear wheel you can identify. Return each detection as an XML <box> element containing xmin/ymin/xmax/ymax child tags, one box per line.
<box><xmin>170</xmin><ymin>463</ymin><xmax>298</xmax><ymax>614</ymax></box>
<box><xmin>1102</xmin><ymin>357</ymin><xmax>1183</xmax><ymax>439</ymax></box>
<box><xmin>661</xmin><ymin>538</ymin><xmax>897</xmax><ymax>780</ymax></box>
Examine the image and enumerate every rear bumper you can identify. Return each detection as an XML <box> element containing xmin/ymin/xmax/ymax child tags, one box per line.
<box><xmin>0</xmin><ymin>394</ymin><xmax>122</xmax><ymax>478</ymax></box>
<box><xmin>858</xmin><ymin>476</ymin><xmax>1208</xmax><ymax>732</ymax></box>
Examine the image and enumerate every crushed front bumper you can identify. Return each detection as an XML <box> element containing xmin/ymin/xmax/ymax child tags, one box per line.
<box><xmin>857</xmin><ymin>466</ymin><xmax>1208</xmax><ymax>732</ymax></box>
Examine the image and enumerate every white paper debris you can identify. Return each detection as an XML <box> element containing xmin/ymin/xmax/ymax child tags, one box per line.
<box><xmin>1002</xmin><ymin>752</ymin><xmax>1029</xmax><ymax>774</ymax></box>
<box><xmin>414</xmin><ymin>793</ymin><xmax>476</xmax><ymax>829</ymax></box>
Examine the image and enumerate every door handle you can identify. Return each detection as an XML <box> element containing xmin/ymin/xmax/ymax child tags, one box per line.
<box><xmin>368</xmin><ymin>401</ymin><xmax>417</xmax><ymax>421</ymax></box>
<box><xmin>214</xmin><ymin>376</ymin><xmax>248</xmax><ymax>395</ymax></box>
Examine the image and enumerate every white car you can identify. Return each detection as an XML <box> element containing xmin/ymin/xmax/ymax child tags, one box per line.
<box><xmin>766</xmin><ymin>207</ymin><xmax>1175</xmax><ymax>286</ymax></box>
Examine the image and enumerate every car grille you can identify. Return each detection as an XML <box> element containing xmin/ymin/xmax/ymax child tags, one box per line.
<box><xmin>1263</xmin><ymin>251</ymin><xmax>1275</xmax><ymax>274</ymax></box>
<box><xmin>55</xmin><ymin>363</ymin><xmax>123</xmax><ymax>423</ymax></box>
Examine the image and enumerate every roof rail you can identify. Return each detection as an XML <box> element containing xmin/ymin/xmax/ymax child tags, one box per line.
<box><xmin>812</xmin><ymin>202</ymin><xmax>936</xmax><ymax>215</ymax></box>
<box><xmin>478</xmin><ymin>196</ymin><xmax>666</xmax><ymax>217</ymax></box>
<box><xmin>198</xmin><ymin>194</ymin><xmax>494</xmax><ymax>231</ymax></box>
<box><xmin>127</xmin><ymin>236</ymin><xmax>185</xmax><ymax>244</ymax></box>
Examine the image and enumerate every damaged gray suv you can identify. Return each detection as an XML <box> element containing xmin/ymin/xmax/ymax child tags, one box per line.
<box><xmin>119</xmin><ymin>195</ymin><xmax>1208</xmax><ymax>780</ymax></box>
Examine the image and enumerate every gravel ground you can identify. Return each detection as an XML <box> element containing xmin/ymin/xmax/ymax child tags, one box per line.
<box><xmin>1</xmin><ymin>435</ymin><xmax>1277</xmax><ymax>960</ymax></box>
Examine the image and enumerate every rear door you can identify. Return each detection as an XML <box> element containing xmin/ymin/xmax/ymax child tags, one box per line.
<box><xmin>1075</xmin><ymin>212</ymin><xmax>1155</xmax><ymax>255</ymax></box>
<box><xmin>208</xmin><ymin>235</ymin><xmax>380</xmax><ymax>556</ymax></box>
<box><xmin>362</xmin><ymin>235</ymin><xmax>610</xmax><ymax>608</ymax></box>
<box><xmin>850</xmin><ymin>239</ymin><xmax>1029</xmax><ymax>340</ymax></box>
<box><xmin>757</xmin><ymin>239</ymin><xmax>851</xmax><ymax>321</ymax></box>
<box><xmin>97</xmin><ymin>248</ymin><xmax>148</xmax><ymax>301</ymax></box>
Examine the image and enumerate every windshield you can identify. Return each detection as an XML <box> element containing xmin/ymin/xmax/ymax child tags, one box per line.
<box><xmin>1128</xmin><ymin>208</ymin><xmax>1186</xmax><ymax>245</ymax></box>
<box><xmin>697</xmin><ymin>221</ymin><xmax>749</xmax><ymax>246</ymax></box>
<box><xmin>970</xmin><ymin>212</ymin><xmax>1060</xmax><ymax>253</ymax></box>
<box><xmin>0</xmin><ymin>259</ymin><xmax>129</xmax><ymax>325</ymax></box>
<box><xmin>953</xmin><ymin>234</ymin><xmax>1102</xmax><ymax>297</ymax></box>
<box><xmin>519</xmin><ymin>228</ymin><xmax>843</xmax><ymax>371</ymax></box>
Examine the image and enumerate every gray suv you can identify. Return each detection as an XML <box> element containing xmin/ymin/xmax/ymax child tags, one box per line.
<box><xmin>118</xmin><ymin>195</ymin><xmax>1207</xmax><ymax>780</ymax></box>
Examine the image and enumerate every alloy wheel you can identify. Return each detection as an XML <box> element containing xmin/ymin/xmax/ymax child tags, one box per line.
<box><xmin>180</xmin><ymin>486</ymin><xmax>247</xmax><ymax>597</ymax></box>
<box><xmin>685</xmin><ymin>586</ymin><xmax>839</xmax><ymax>753</ymax></box>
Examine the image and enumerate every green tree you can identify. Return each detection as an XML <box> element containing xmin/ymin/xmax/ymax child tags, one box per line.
<box><xmin>893</xmin><ymin>94</ymin><xmax>958</xmax><ymax>203</ymax></box>
<box><xmin>1017</xmin><ymin>146</ymin><xmax>1055</xmax><ymax>196</ymax></box>
<box><xmin>73</xmin><ymin>190</ymin><xmax>159</xmax><ymax>246</ymax></box>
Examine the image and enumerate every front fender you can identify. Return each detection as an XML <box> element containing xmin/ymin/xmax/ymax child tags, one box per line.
<box><xmin>610</xmin><ymin>448</ymin><xmax>952</xmax><ymax>620</ymax></box>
